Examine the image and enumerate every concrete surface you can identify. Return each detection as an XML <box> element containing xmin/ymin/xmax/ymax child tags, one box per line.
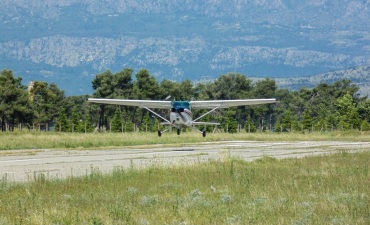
<box><xmin>0</xmin><ymin>141</ymin><xmax>369</xmax><ymax>182</ymax></box>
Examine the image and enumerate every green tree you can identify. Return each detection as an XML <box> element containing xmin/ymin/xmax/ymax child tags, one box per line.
<box><xmin>141</xmin><ymin>112</ymin><xmax>154</xmax><ymax>132</ymax></box>
<box><xmin>274</xmin><ymin>117</ymin><xmax>282</xmax><ymax>132</ymax></box>
<box><xmin>70</xmin><ymin>107</ymin><xmax>80</xmax><ymax>132</ymax></box>
<box><xmin>111</xmin><ymin>108</ymin><xmax>123</xmax><ymax>132</ymax></box>
<box><xmin>282</xmin><ymin>110</ymin><xmax>293</xmax><ymax>131</ymax></box>
<box><xmin>0</xmin><ymin>70</ymin><xmax>30</xmax><ymax>131</ymax></box>
<box><xmin>302</xmin><ymin>109</ymin><xmax>312</xmax><ymax>131</ymax></box>
<box><xmin>76</xmin><ymin>112</ymin><xmax>94</xmax><ymax>133</ymax></box>
<box><xmin>212</xmin><ymin>73</ymin><xmax>252</xmax><ymax>100</ymax></box>
<box><xmin>313</xmin><ymin>118</ymin><xmax>327</xmax><ymax>132</ymax></box>
<box><xmin>335</xmin><ymin>92</ymin><xmax>360</xmax><ymax>130</ymax></box>
<box><xmin>223</xmin><ymin>109</ymin><xmax>238</xmax><ymax>133</ymax></box>
<box><xmin>56</xmin><ymin>109</ymin><xmax>70</xmax><ymax>132</ymax></box>
<box><xmin>92</xmin><ymin>70</ymin><xmax>114</xmax><ymax>130</ymax></box>
<box><xmin>254</xmin><ymin>78</ymin><xmax>277</xmax><ymax>98</ymax></box>
<box><xmin>112</xmin><ymin>68</ymin><xmax>134</xmax><ymax>98</ymax></box>
<box><xmin>244</xmin><ymin>115</ymin><xmax>257</xmax><ymax>133</ymax></box>
<box><xmin>252</xmin><ymin>78</ymin><xmax>278</xmax><ymax>129</ymax></box>
<box><xmin>133</xmin><ymin>69</ymin><xmax>159</xmax><ymax>126</ymax></box>
<box><xmin>291</xmin><ymin>117</ymin><xmax>300</xmax><ymax>132</ymax></box>
<box><xmin>30</xmin><ymin>81</ymin><xmax>65</xmax><ymax>129</ymax></box>
<box><xmin>357</xmin><ymin>100</ymin><xmax>370</xmax><ymax>122</ymax></box>
<box><xmin>134</xmin><ymin>69</ymin><xmax>159</xmax><ymax>100</ymax></box>
<box><xmin>361</xmin><ymin>120</ymin><xmax>370</xmax><ymax>131</ymax></box>
<box><xmin>91</xmin><ymin>68</ymin><xmax>137</xmax><ymax>131</ymax></box>
<box><xmin>177</xmin><ymin>80</ymin><xmax>195</xmax><ymax>100</ymax></box>
<box><xmin>124</xmin><ymin>119</ymin><xmax>135</xmax><ymax>132</ymax></box>
<box><xmin>159</xmin><ymin>79</ymin><xmax>177</xmax><ymax>100</ymax></box>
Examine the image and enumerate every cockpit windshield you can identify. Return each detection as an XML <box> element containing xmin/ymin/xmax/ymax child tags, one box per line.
<box><xmin>171</xmin><ymin>101</ymin><xmax>190</xmax><ymax>110</ymax></box>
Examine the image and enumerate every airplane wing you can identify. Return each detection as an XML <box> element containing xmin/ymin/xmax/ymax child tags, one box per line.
<box><xmin>189</xmin><ymin>99</ymin><xmax>277</xmax><ymax>109</ymax></box>
<box><xmin>87</xmin><ymin>98</ymin><xmax>171</xmax><ymax>109</ymax></box>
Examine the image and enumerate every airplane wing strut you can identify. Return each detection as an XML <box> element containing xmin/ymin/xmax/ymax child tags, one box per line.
<box><xmin>142</xmin><ymin>106</ymin><xmax>171</xmax><ymax>125</ymax></box>
<box><xmin>193</xmin><ymin>106</ymin><xmax>220</xmax><ymax>123</ymax></box>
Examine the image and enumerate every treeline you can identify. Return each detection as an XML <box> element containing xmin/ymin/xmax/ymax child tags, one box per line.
<box><xmin>1</xmin><ymin>68</ymin><xmax>370</xmax><ymax>133</ymax></box>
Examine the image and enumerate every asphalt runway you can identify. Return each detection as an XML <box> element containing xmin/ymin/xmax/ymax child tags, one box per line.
<box><xmin>1</xmin><ymin>141</ymin><xmax>369</xmax><ymax>183</ymax></box>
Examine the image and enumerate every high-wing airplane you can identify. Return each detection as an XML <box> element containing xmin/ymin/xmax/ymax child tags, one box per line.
<box><xmin>88</xmin><ymin>98</ymin><xmax>277</xmax><ymax>137</ymax></box>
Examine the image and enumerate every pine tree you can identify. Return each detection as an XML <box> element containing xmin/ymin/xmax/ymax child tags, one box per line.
<box><xmin>141</xmin><ymin>113</ymin><xmax>154</xmax><ymax>132</ymax></box>
<box><xmin>282</xmin><ymin>110</ymin><xmax>292</xmax><ymax>132</ymax></box>
<box><xmin>124</xmin><ymin>119</ymin><xmax>135</xmax><ymax>132</ymax></box>
<box><xmin>274</xmin><ymin>118</ymin><xmax>282</xmax><ymax>132</ymax></box>
<box><xmin>76</xmin><ymin>113</ymin><xmax>94</xmax><ymax>133</ymax></box>
<box><xmin>244</xmin><ymin>115</ymin><xmax>257</xmax><ymax>133</ymax></box>
<box><xmin>361</xmin><ymin>120</ymin><xmax>370</xmax><ymax>131</ymax></box>
<box><xmin>302</xmin><ymin>109</ymin><xmax>312</xmax><ymax>131</ymax></box>
<box><xmin>335</xmin><ymin>92</ymin><xmax>359</xmax><ymax>130</ymax></box>
<box><xmin>70</xmin><ymin>107</ymin><xmax>80</xmax><ymax>132</ymax></box>
<box><xmin>56</xmin><ymin>109</ymin><xmax>70</xmax><ymax>132</ymax></box>
<box><xmin>0</xmin><ymin>70</ymin><xmax>30</xmax><ymax>131</ymax></box>
<box><xmin>111</xmin><ymin>108</ymin><xmax>123</xmax><ymax>132</ymax></box>
<box><xmin>224</xmin><ymin>109</ymin><xmax>238</xmax><ymax>133</ymax></box>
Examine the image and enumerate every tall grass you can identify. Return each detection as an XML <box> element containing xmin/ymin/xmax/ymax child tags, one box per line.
<box><xmin>0</xmin><ymin>151</ymin><xmax>369</xmax><ymax>224</ymax></box>
<box><xmin>1</xmin><ymin>130</ymin><xmax>370</xmax><ymax>150</ymax></box>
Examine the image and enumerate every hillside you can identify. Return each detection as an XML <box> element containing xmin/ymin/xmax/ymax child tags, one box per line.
<box><xmin>0</xmin><ymin>1</ymin><xmax>369</xmax><ymax>95</ymax></box>
<box><xmin>271</xmin><ymin>66</ymin><xmax>370</xmax><ymax>97</ymax></box>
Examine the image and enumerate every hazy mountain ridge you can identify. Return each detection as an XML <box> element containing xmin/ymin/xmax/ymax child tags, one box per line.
<box><xmin>1</xmin><ymin>35</ymin><xmax>359</xmax><ymax>71</ymax></box>
<box><xmin>3</xmin><ymin>0</ymin><xmax>369</xmax><ymax>25</ymax></box>
<box><xmin>1</xmin><ymin>1</ymin><xmax>369</xmax><ymax>95</ymax></box>
<box><xmin>273</xmin><ymin>66</ymin><xmax>370</xmax><ymax>96</ymax></box>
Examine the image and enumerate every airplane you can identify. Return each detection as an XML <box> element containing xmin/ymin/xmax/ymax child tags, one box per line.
<box><xmin>87</xmin><ymin>97</ymin><xmax>277</xmax><ymax>137</ymax></box>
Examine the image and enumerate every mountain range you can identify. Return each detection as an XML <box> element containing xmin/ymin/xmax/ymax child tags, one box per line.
<box><xmin>0</xmin><ymin>0</ymin><xmax>369</xmax><ymax>95</ymax></box>
<box><xmin>255</xmin><ymin>66</ymin><xmax>370</xmax><ymax>97</ymax></box>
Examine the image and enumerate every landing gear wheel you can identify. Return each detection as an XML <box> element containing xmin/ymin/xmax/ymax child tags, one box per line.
<box><xmin>202</xmin><ymin>131</ymin><xmax>206</xmax><ymax>137</ymax></box>
<box><xmin>158</xmin><ymin>130</ymin><xmax>162</xmax><ymax>137</ymax></box>
<box><xmin>177</xmin><ymin>128</ymin><xmax>181</xmax><ymax>135</ymax></box>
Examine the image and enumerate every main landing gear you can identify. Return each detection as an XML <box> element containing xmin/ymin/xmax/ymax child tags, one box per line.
<box><xmin>157</xmin><ymin>128</ymin><xmax>181</xmax><ymax>136</ymax></box>
<box><xmin>157</xmin><ymin>128</ymin><xmax>207</xmax><ymax>137</ymax></box>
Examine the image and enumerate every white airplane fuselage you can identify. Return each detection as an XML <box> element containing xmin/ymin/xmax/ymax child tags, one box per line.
<box><xmin>170</xmin><ymin>108</ymin><xmax>193</xmax><ymax>127</ymax></box>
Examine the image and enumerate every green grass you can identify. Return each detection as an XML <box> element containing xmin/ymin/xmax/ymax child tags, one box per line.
<box><xmin>0</xmin><ymin>152</ymin><xmax>369</xmax><ymax>224</ymax></box>
<box><xmin>1</xmin><ymin>130</ymin><xmax>370</xmax><ymax>150</ymax></box>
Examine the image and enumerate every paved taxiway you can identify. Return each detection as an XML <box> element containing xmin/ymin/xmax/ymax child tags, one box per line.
<box><xmin>1</xmin><ymin>141</ymin><xmax>369</xmax><ymax>182</ymax></box>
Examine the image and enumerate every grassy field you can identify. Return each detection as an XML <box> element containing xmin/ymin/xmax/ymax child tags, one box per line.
<box><xmin>0</xmin><ymin>151</ymin><xmax>369</xmax><ymax>224</ymax></box>
<box><xmin>1</xmin><ymin>131</ymin><xmax>369</xmax><ymax>224</ymax></box>
<box><xmin>1</xmin><ymin>130</ymin><xmax>370</xmax><ymax>150</ymax></box>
